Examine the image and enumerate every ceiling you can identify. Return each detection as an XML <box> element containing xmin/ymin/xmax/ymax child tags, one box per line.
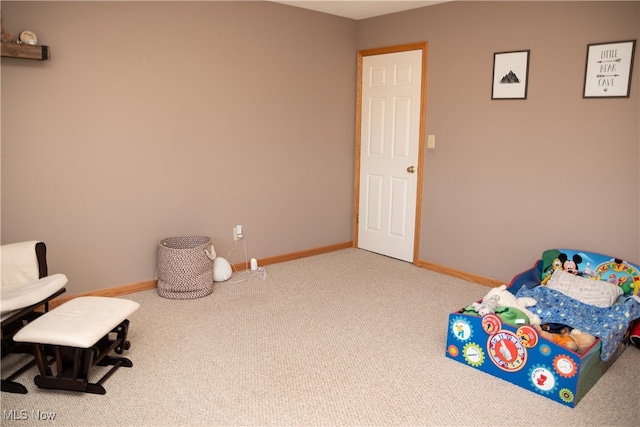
<box><xmin>269</xmin><ymin>1</ymin><xmax>452</xmax><ymax>20</ymax></box>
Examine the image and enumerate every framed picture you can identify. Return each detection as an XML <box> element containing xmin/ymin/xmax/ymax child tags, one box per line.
<box><xmin>491</xmin><ymin>50</ymin><xmax>530</xmax><ymax>100</ymax></box>
<box><xmin>583</xmin><ymin>40</ymin><xmax>636</xmax><ymax>98</ymax></box>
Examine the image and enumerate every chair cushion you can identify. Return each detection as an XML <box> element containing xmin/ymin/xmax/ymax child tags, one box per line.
<box><xmin>0</xmin><ymin>274</ymin><xmax>68</xmax><ymax>315</ymax></box>
<box><xmin>1</xmin><ymin>241</ymin><xmax>41</xmax><ymax>286</ymax></box>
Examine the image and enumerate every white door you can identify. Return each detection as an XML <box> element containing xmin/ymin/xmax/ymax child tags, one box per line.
<box><xmin>357</xmin><ymin>48</ymin><xmax>424</xmax><ymax>262</ymax></box>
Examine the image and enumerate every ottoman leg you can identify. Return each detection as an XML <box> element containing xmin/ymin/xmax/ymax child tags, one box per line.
<box><xmin>30</xmin><ymin>320</ymin><xmax>134</xmax><ymax>395</ymax></box>
<box><xmin>32</xmin><ymin>345</ymin><xmax>96</xmax><ymax>393</ymax></box>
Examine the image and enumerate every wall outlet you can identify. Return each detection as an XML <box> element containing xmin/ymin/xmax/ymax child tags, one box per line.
<box><xmin>233</xmin><ymin>224</ymin><xmax>243</xmax><ymax>240</ymax></box>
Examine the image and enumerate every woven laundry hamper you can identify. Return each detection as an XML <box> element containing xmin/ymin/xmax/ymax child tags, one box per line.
<box><xmin>156</xmin><ymin>236</ymin><xmax>213</xmax><ymax>299</ymax></box>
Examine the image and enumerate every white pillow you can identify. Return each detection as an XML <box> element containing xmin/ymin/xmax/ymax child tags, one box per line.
<box><xmin>546</xmin><ymin>269</ymin><xmax>622</xmax><ymax>308</ymax></box>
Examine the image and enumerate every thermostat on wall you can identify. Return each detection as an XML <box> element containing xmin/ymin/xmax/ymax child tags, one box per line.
<box><xmin>19</xmin><ymin>30</ymin><xmax>37</xmax><ymax>45</ymax></box>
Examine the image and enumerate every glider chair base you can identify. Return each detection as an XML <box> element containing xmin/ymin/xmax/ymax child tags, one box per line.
<box><xmin>31</xmin><ymin>321</ymin><xmax>133</xmax><ymax>395</ymax></box>
<box><xmin>1</xmin><ymin>287</ymin><xmax>66</xmax><ymax>394</ymax></box>
<box><xmin>13</xmin><ymin>296</ymin><xmax>139</xmax><ymax>395</ymax></box>
<box><xmin>1</xmin><ymin>360</ymin><xmax>37</xmax><ymax>394</ymax></box>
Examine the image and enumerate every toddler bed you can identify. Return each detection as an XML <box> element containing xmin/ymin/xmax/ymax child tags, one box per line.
<box><xmin>445</xmin><ymin>248</ymin><xmax>640</xmax><ymax>407</ymax></box>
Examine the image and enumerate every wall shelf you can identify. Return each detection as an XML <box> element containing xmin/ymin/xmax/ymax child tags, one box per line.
<box><xmin>1</xmin><ymin>42</ymin><xmax>50</xmax><ymax>60</ymax></box>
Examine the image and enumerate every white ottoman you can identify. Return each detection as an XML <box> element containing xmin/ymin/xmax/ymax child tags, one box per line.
<box><xmin>13</xmin><ymin>296</ymin><xmax>140</xmax><ymax>394</ymax></box>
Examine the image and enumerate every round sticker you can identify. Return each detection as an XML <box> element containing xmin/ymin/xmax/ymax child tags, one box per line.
<box><xmin>481</xmin><ymin>314</ymin><xmax>502</xmax><ymax>335</ymax></box>
<box><xmin>516</xmin><ymin>325</ymin><xmax>539</xmax><ymax>348</ymax></box>
<box><xmin>529</xmin><ymin>365</ymin><xmax>557</xmax><ymax>394</ymax></box>
<box><xmin>451</xmin><ymin>317</ymin><xmax>473</xmax><ymax>341</ymax></box>
<box><xmin>463</xmin><ymin>343</ymin><xmax>485</xmax><ymax>367</ymax></box>
<box><xmin>448</xmin><ymin>345</ymin><xmax>459</xmax><ymax>358</ymax></box>
<box><xmin>487</xmin><ymin>330</ymin><xmax>527</xmax><ymax>372</ymax></box>
<box><xmin>559</xmin><ymin>388</ymin><xmax>575</xmax><ymax>404</ymax></box>
<box><xmin>553</xmin><ymin>355</ymin><xmax>577</xmax><ymax>378</ymax></box>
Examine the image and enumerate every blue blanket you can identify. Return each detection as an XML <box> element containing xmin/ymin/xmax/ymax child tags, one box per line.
<box><xmin>516</xmin><ymin>286</ymin><xmax>640</xmax><ymax>361</ymax></box>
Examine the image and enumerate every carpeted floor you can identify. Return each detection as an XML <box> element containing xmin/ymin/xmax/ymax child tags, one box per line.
<box><xmin>2</xmin><ymin>248</ymin><xmax>638</xmax><ymax>426</ymax></box>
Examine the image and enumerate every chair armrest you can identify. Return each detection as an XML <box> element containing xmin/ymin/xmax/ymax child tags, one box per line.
<box><xmin>0</xmin><ymin>274</ymin><xmax>68</xmax><ymax>315</ymax></box>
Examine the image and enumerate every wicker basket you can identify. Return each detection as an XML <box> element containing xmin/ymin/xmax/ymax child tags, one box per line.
<box><xmin>156</xmin><ymin>236</ymin><xmax>213</xmax><ymax>299</ymax></box>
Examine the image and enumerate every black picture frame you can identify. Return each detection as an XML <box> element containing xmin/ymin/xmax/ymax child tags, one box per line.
<box><xmin>491</xmin><ymin>50</ymin><xmax>530</xmax><ymax>100</ymax></box>
<box><xmin>583</xmin><ymin>40</ymin><xmax>636</xmax><ymax>98</ymax></box>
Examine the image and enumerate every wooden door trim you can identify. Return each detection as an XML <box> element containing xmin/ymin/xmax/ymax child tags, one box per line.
<box><xmin>352</xmin><ymin>42</ymin><xmax>428</xmax><ymax>264</ymax></box>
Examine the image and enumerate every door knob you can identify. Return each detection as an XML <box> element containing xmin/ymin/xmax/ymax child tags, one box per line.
<box><xmin>407</xmin><ymin>166</ymin><xmax>416</xmax><ymax>173</ymax></box>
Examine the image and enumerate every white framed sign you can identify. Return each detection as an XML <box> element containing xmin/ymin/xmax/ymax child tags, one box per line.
<box><xmin>583</xmin><ymin>40</ymin><xmax>636</xmax><ymax>98</ymax></box>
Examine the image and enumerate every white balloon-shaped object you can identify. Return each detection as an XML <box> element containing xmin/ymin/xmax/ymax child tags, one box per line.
<box><xmin>213</xmin><ymin>257</ymin><xmax>232</xmax><ymax>282</ymax></box>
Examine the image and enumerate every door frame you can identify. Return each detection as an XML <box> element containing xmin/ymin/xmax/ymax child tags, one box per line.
<box><xmin>352</xmin><ymin>42</ymin><xmax>428</xmax><ymax>264</ymax></box>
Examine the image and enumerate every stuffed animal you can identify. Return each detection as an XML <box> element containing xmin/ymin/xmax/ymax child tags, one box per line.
<box><xmin>472</xmin><ymin>284</ymin><xmax>541</xmax><ymax>325</ymax></box>
<box><xmin>535</xmin><ymin>324</ymin><xmax>597</xmax><ymax>354</ymax></box>
<box><xmin>541</xmin><ymin>258</ymin><xmax>563</xmax><ymax>285</ymax></box>
<box><xmin>471</xmin><ymin>294</ymin><xmax>500</xmax><ymax>316</ymax></box>
<box><xmin>494</xmin><ymin>306</ymin><xmax>531</xmax><ymax>326</ymax></box>
<box><xmin>570</xmin><ymin>329</ymin><xmax>597</xmax><ymax>353</ymax></box>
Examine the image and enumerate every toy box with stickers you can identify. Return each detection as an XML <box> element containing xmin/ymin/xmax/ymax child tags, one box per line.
<box><xmin>445</xmin><ymin>249</ymin><xmax>640</xmax><ymax>407</ymax></box>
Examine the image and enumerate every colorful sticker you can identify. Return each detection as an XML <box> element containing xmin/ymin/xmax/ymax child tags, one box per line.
<box><xmin>487</xmin><ymin>330</ymin><xmax>527</xmax><ymax>372</ymax></box>
<box><xmin>448</xmin><ymin>345</ymin><xmax>459</xmax><ymax>358</ymax></box>
<box><xmin>463</xmin><ymin>343</ymin><xmax>485</xmax><ymax>367</ymax></box>
<box><xmin>529</xmin><ymin>365</ymin><xmax>557</xmax><ymax>395</ymax></box>
<box><xmin>559</xmin><ymin>388</ymin><xmax>575</xmax><ymax>404</ymax></box>
<box><xmin>553</xmin><ymin>355</ymin><xmax>577</xmax><ymax>378</ymax></box>
<box><xmin>451</xmin><ymin>317</ymin><xmax>473</xmax><ymax>341</ymax></box>
<box><xmin>516</xmin><ymin>325</ymin><xmax>539</xmax><ymax>348</ymax></box>
<box><xmin>481</xmin><ymin>314</ymin><xmax>501</xmax><ymax>335</ymax></box>
<box><xmin>539</xmin><ymin>343</ymin><xmax>552</xmax><ymax>357</ymax></box>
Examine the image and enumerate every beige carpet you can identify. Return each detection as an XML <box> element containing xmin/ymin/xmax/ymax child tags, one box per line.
<box><xmin>2</xmin><ymin>248</ymin><xmax>639</xmax><ymax>426</ymax></box>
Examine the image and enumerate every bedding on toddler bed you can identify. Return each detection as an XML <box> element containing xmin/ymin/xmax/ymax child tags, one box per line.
<box><xmin>516</xmin><ymin>285</ymin><xmax>640</xmax><ymax>361</ymax></box>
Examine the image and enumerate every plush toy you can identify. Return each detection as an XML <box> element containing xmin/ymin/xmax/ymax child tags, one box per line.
<box><xmin>471</xmin><ymin>294</ymin><xmax>500</xmax><ymax>316</ymax></box>
<box><xmin>541</xmin><ymin>258</ymin><xmax>563</xmax><ymax>285</ymax></box>
<box><xmin>471</xmin><ymin>284</ymin><xmax>541</xmax><ymax>325</ymax></box>
<box><xmin>570</xmin><ymin>329</ymin><xmax>598</xmax><ymax>353</ymax></box>
<box><xmin>494</xmin><ymin>306</ymin><xmax>531</xmax><ymax>326</ymax></box>
<box><xmin>535</xmin><ymin>324</ymin><xmax>597</xmax><ymax>354</ymax></box>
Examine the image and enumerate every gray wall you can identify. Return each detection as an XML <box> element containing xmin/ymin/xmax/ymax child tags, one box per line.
<box><xmin>357</xmin><ymin>1</ymin><xmax>640</xmax><ymax>279</ymax></box>
<box><xmin>2</xmin><ymin>1</ymin><xmax>639</xmax><ymax>295</ymax></box>
<box><xmin>1</xmin><ymin>1</ymin><xmax>357</xmax><ymax>294</ymax></box>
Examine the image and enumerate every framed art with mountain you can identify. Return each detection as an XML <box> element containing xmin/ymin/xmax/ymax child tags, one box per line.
<box><xmin>492</xmin><ymin>50</ymin><xmax>530</xmax><ymax>100</ymax></box>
